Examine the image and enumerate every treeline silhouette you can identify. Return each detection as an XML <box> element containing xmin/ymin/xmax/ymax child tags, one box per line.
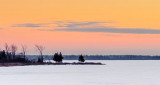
<box><xmin>0</xmin><ymin>43</ymin><xmax>86</xmax><ymax>63</ymax></box>
<box><xmin>0</xmin><ymin>50</ymin><xmax>26</xmax><ymax>62</ymax></box>
<box><xmin>0</xmin><ymin>50</ymin><xmax>86</xmax><ymax>63</ymax></box>
<box><xmin>63</xmin><ymin>55</ymin><xmax>160</xmax><ymax>60</ymax></box>
<box><xmin>1</xmin><ymin>43</ymin><xmax>160</xmax><ymax>64</ymax></box>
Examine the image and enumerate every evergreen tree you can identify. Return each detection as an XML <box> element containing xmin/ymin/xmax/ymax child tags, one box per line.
<box><xmin>53</xmin><ymin>52</ymin><xmax>58</xmax><ymax>62</ymax></box>
<box><xmin>58</xmin><ymin>52</ymin><xmax>63</xmax><ymax>62</ymax></box>
<box><xmin>79</xmin><ymin>55</ymin><xmax>85</xmax><ymax>62</ymax></box>
<box><xmin>0</xmin><ymin>50</ymin><xmax>7</xmax><ymax>62</ymax></box>
<box><xmin>53</xmin><ymin>52</ymin><xmax>63</xmax><ymax>62</ymax></box>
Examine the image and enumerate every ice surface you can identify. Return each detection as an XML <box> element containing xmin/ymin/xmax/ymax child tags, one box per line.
<box><xmin>0</xmin><ymin>60</ymin><xmax>160</xmax><ymax>85</ymax></box>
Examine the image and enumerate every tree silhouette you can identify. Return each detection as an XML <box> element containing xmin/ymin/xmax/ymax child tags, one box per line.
<box><xmin>59</xmin><ymin>52</ymin><xmax>63</xmax><ymax>62</ymax></box>
<box><xmin>4</xmin><ymin>43</ymin><xmax>10</xmax><ymax>53</ymax></box>
<box><xmin>10</xmin><ymin>44</ymin><xmax>18</xmax><ymax>59</ymax></box>
<box><xmin>4</xmin><ymin>43</ymin><xmax>10</xmax><ymax>61</ymax></box>
<box><xmin>21</xmin><ymin>45</ymin><xmax>27</xmax><ymax>61</ymax></box>
<box><xmin>53</xmin><ymin>52</ymin><xmax>63</xmax><ymax>62</ymax></box>
<box><xmin>0</xmin><ymin>50</ymin><xmax>7</xmax><ymax>62</ymax></box>
<box><xmin>79</xmin><ymin>55</ymin><xmax>85</xmax><ymax>62</ymax></box>
<box><xmin>35</xmin><ymin>45</ymin><xmax>45</xmax><ymax>63</ymax></box>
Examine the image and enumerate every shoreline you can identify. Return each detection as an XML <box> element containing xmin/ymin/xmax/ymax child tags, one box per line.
<box><xmin>0</xmin><ymin>62</ymin><xmax>105</xmax><ymax>67</ymax></box>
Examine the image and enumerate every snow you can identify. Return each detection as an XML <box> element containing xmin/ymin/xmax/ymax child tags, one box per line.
<box><xmin>0</xmin><ymin>60</ymin><xmax>160</xmax><ymax>85</ymax></box>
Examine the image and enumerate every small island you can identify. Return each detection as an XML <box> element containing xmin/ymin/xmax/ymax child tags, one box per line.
<box><xmin>0</xmin><ymin>44</ymin><xmax>104</xmax><ymax>67</ymax></box>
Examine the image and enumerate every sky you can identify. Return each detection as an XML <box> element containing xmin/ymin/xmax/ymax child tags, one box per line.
<box><xmin>0</xmin><ymin>0</ymin><xmax>160</xmax><ymax>55</ymax></box>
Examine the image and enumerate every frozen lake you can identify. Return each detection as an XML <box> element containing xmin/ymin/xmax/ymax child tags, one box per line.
<box><xmin>0</xmin><ymin>60</ymin><xmax>160</xmax><ymax>85</ymax></box>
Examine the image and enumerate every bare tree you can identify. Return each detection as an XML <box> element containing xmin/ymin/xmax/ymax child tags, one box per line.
<box><xmin>10</xmin><ymin>44</ymin><xmax>18</xmax><ymax>59</ymax></box>
<box><xmin>35</xmin><ymin>45</ymin><xmax>45</xmax><ymax>62</ymax></box>
<box><xmin>4</xmin><ymin>43</ymin><xmax>11</xmax><ymax>60</ymax></box>
<box><xmin>21</xmin><ymin>45</ymin><xmax>27</xmax><ymax>59</ymax></box>
<box><xmin>4</xmin><ymin>43</ymin><xmax>10</xmax><ymax>53</ymax></box>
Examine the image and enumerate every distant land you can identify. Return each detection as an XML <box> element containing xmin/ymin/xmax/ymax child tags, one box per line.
<box><xmin>26</xmin><ymin>55</ymin><xmax>160</xmax><ymax>60</ymax></box>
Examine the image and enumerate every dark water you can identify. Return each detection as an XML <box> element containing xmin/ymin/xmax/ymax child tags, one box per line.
<box><xmin>26</xmin><ymin>55</ymin><xmax>160</xmax><ymax>60</ymax></box>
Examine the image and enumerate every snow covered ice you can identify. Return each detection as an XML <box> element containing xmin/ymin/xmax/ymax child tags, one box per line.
<box><xmin>0</xmin><ymin>60</ymin><xmax>160</xmax><ymax>85</ymax></box>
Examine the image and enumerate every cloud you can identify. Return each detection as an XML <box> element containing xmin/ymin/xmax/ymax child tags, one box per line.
<box><xmin>53</xmin><ymin>21</ymin><xmax>113</xmax><ymax>28</ymax></box>
<box><xmin>56</xmin><ymin>21</ymin><xmax>107</xmax><ymax>27</ymax></box>
<box><xmin>54</xmin><ymin>27</ymin><xmax>160</xmax><ymax>34</ymax></box>
<box><xmin>42</xmin><ymin>21</ymin><xmax>160</xmax><ymax>34</ymax></box>
<box><xmin>16</xmin><ymin>21</ymin><xmax>160</xmax><ymax>34</ymax></box>
<box><xmin>12</xmin><ymin>23</ymin><xmax>48</xmax><ymax>27</ymax></box>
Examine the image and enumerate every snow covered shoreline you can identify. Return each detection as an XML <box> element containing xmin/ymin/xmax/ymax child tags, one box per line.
<box><xmin>0</xmin><ymin>62</ymin><xmax>104</xmax><ymax>67</ymax></box>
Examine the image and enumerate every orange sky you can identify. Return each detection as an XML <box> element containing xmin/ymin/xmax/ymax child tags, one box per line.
<box><xmin>0</xmin><ymin>0</ymin><xmax>160</xmax><ymax>55</ymax></box>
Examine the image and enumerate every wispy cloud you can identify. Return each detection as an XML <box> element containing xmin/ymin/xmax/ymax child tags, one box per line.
<box><xmin>54</xmin><ymin>27</ymin><xmax>160</xmax><ymax>34</ymax></box>
<box><xmin>12</xmin><ymin>23</ymin><xmax>48</xmax><ymax>27</ymax></box>
<box><xmin>16</xmin><ymin>21</ymin><xmax>160</xmax><ymax>34</ymax></box>
<box><xmin>53</xmin><ymin>21</ymin><xmax>114</xmax><ymax>29</ymax></box>
<box><xmin>55</xmin><ymin>21</ymin><xmax>108</xmax><ymax>28</ymax></box>
<box><xmin>43</xmin><ymin>21</ymin><xmax>160</xmax><ymax>34</ymax></box>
